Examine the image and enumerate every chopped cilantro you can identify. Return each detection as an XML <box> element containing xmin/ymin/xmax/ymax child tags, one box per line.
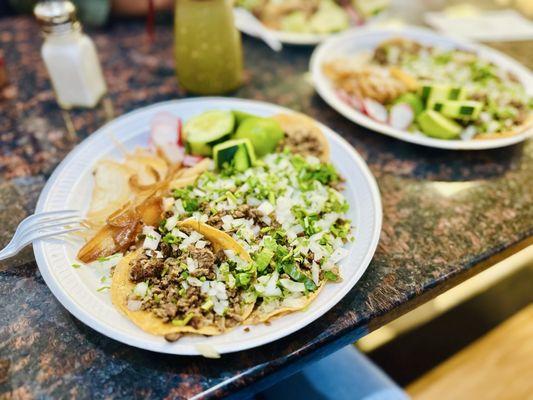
<box><xmin>324</xmin><ymin>271</ymin><xmax>340</xmax><ymax>282</ymax></box>
<box><xmin>162</xmin><ymin>233</ymin><xmax>178</xmax><ymax>244</ymax></box>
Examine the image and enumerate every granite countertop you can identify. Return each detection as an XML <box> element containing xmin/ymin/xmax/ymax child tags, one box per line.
<box><xmin>1</xmin><ymin>17</ymin><xmax>532</xmax><ymax>400</ymax></box>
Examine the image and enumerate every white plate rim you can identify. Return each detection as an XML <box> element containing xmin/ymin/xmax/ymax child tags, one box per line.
<box><xmin>310</xmin><ymin>25</ymin><xmax>533</xmax><ymax>150</ymax></box>
<box><xmin>236</xmin><ymin>20</ymin><xmax>332</xmax><ymax>45</ymax></box>
<box><xmin>235</xmin><ymin>11</ymin><xmax>384</xmax><ymax>45</ymax></box>
<box><xmin>33</xmin><ymin>97</ymin><xmax>382</xmax><ymax>355</ymax></box>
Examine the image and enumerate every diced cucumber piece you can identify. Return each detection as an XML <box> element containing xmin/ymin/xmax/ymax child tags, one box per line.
<box><xmin>233</xmin><ymin>117</ymin><xmax>284</xmax><ymax>157</ymax></box>
<box><xmin>431</xmin><ymin>100</ymin><xmax>482</xmax><ymax>121</ymax></box>
<box><xmin>213</xmin><ymin>138</ymin><xmax>256</xmax><ymax>172</ymax></box>
<box><xmin>421</xmin><ymin>84</ymin><xmax>466</xmax><ymax>107</ymax></box>
<box><xmin>417</xmin><ymin>110</ymin><xmax>462</xmax><ymax>140</ymax></box>
<box><xmin>184</xmin><ymin>110</ymin><xmax>235</xmax><ymax>156</ymax></box>
<box><xmin>394</xmin><ymin>92</ymin><xmax>424</xmax><ymax>116</ymax></box>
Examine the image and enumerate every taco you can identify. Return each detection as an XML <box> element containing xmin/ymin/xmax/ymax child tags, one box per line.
<box><xmin>273</xmin><ymin>113</ymin><xmax>330</xmax><ymax>162</ymax></box>
<box><xmin>111</xmin><ymin>219</ymin><xmax>255</xmax><ymax>339</ymax></box>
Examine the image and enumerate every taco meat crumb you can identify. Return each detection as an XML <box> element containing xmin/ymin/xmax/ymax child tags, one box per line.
<box><xmin>130</xmin><ymin>257</ymin><xmax>164</xmax><ymax>283</ymax></box>
<box><xmin>188</xmin><ymin>245</ymin><xmax>217</xmax><ymax>277</ymax></box>
<box><xmin>164</xmin><ymin>333</ymin><xmax>182</xmax><ymax>342</ymax></box>
<box><xmin>278</xmin><ymin>130</ymin><xmax>324</xmax><ymax>160</ymax></box>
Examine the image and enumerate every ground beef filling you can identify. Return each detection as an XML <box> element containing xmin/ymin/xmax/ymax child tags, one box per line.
<box><xmin>206</xmin><ymin>204</ymin><xmax>279</xmax><ymax>233</ymax></box>
<box><xmin>128</xmin><ymin>239</ymin><xmax>243</xmax><ymax>330</ymax></box>
<box><xmin>277</xmin><ymin>130</ymin><xmax>324</xmax><ymax>160</ymax></box>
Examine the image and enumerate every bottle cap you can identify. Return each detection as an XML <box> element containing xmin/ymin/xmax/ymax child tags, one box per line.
<box><xmin>34</xmin><ymin>1</ymin><xmax>80</xmax><ymax>35</ymax></box>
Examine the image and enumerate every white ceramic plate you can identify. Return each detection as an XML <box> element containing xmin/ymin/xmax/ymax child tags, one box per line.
<box><xmin>236</xmin><ymin>21</ymin><xmax>333</xmax><ymax>46</ymax></box>
<box><xmin>235</xmin><ymin>9</ymin><xmax>383</xmax><ymax>46</ymax></box>
<box><xmin>310</xmin><ymin>26</ymin><xmax>533</xmax><ymax>150</ymax></box>
<box><xmin>33</xmin><ymin>98</ymin><xmax>382</xmax><ymax>355</ymax></box>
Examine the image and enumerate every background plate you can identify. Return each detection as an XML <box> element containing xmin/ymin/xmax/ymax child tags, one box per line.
<box><xmin>310</xmin><ymin>26</ymin><xmax>533</xmax><ymax>150</ymax></box>
<box><xmin>33</xmin><ymin>98</ymin><xmax>382</xmax><ymax>355</ymax></box>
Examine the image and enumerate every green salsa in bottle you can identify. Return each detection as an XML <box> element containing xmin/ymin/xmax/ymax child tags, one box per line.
<box><xmin>174</xmin><ymin>0</ymin><xmax>243</xmax><ymax>94</ymax></box>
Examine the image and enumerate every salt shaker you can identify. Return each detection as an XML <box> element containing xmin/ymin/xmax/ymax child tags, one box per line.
<box><xmin>34</xmin><ymin>1</ymin><xmax>107</xmax><ymax>109</ymax></box>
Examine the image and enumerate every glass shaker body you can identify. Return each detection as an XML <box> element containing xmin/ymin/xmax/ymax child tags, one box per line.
<box><xmin>41</xmin><ymin>30</ymin><xmax>107</xmax><ymax>109</ymax></box>
<box><xmin>174</xmin><ymin>0</ymin><xmax>243</xmax><ymax>95</ymax></box>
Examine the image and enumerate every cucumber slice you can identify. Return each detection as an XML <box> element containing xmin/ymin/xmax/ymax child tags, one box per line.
<box><xmin>421</xmin><ymin>84</ymin><xmax>466</xmax><ymax>107</ymax></box>
<box><xmin>184</xmin><ymin>110</ymin><xmax>235</xmax><ymax>156</ymax></box>
<box><xmin>431</xmin><ymin>100</ymin><xmax>482</xmax><ymax>120</ymax></box>
<box><xmin>417</xmin><ymin>110</ymin><xmax>462</xmax><ymax>140</ymax></box>
<box><xmin>213</xmin><ymin>139</ymin><xmax>256</xmax><ymax>172</ymax></box>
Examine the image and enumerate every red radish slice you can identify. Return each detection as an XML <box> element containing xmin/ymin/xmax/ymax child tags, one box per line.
<box><xmin>336</xmin><ymin>90</ymin><xmax>364</xmax><ymax>111</ymax></box>
<box><xmin>151</xmin><ymin>112</ymin><xmax>180</xmax><ymax>147</ymax></box>
<box><xmin>183</xmin><ymin>154</ymin><xmax>204</xmax><ymax>167</ymax></box>
<box><xmin>150</xmin><ymin>112</ymin><xmax>185</xmax><ymax>164</ymax></box>
<box><xmin>343</xmin><ymin>5</ymin><xmax>364</xmax><ymax>25</ymax></box>
<box><xmin>389</xmin><ymin>103</ymin><xmax>415</xmax><ymax>130</ymax></box>
<box><xmin>363</xmin><ymin>98</ymin><xmax>388</xmax><ymax>123</ymax></box>
<box><xmin>177</xmin><ymin>118</ymin><xmax>183</xmax><ymax>147</ymax></box>
<box><xmin>349</xmin><ymin>94</ymin><xmax>364</xmax><ymax>111</ymax></box>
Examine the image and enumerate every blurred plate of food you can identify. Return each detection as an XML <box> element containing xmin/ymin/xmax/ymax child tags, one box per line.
<box><xmin>235</xmin><ymin>0</ymin><xmax>389</xmax><ymax>45</ymax></box>
<box><xmin>310</xmin><ymin>26</ymin><xmax>533</xmax><ymax>149</ymax></box>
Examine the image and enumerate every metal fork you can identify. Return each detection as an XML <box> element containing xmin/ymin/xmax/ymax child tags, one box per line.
<box><xmin>0</xmin><ymin>210</ymin><xmax>86</xmax><ymax>261</ymax></box>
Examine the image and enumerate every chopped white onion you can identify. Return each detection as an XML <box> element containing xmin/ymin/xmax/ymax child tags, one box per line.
<box><xmin>162</xmin><ymin>197</ymin><xmax>175</xmax><ymax>212</ymax></box>
<box><xmin>165</xmin><ymin>215</ymin><xmax>178</xmax><ymax>231</ymax></box>
<box><xmin>173</xmin><ymin>199</ymin><xmax>186</xmax><ymax>216</ymax></box>
<box><xmin>142</xmin><ymin>226</ymin><xmax>161</xmax><ymax>250</ymax></box>
<box><xmin>279</xmin><ymin>279</ymin><xmax>305</xmax><ymax>293</ymax></box>
<box><xmin>282</xmin><ymin>297</ymin><xmax>307</xmax><ymax>308</ymax></box>
<box><xmin>195</xmin><ymin>343</ymin><xmax>221</xmax><ymax>359</ymax></box>
<box><xmin>257</xmin><ymin>201</ymin><xmax>274</xmax><ymax>216</ymax></box>
<box><xmin>187</xmin><ymin>277</ymin><xmax>202</xmax><ymax>287</ymax></box>
<box><xmin>195</xmin><ymin>240</ymin><xmax>207</xmax><ymax>249</ymax></box>
<box><xmin>223</xmin><ymin>249</ymin><xmax>235</xmax><ymax>259</ymax></box>
<box><xmin>186</xmin><ymin>257</ymin><xmax>198</xmax><ymax>273</ymax></box>
<box><xmin>201</xmin><ymin>281</ymin><xmax>210</xmax><ymax>294</ymax></box>
<box><xmin>172</xmin><ymin>228</ymin><xmax>188</xmax><ymax>239</ymax></box>
<box><xmin>179</xmin><ymin>230</ymin><xmax>203</xmax><ymax>250</ymax></box>
<box><xmin>127</xmin><ymin>299</ymin><xmax>142</xmax><ymax>311</ymax></box>
<box><xmin>311</xmin><ymin>262</ymin><xmax>320</xmax><ymax>286</ymax></box>
<box><xmin>330</xmin><ymin>247</ymin><xmax>349</xmax><ymax>264</ymax></box>
<box><xmin>133</xmin><ymin>281</ymin><xmax>149</xmax><ymax>298</ymax></box>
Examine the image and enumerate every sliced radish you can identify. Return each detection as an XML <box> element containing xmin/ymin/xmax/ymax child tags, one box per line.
<box><xmin>337</xmin><ymin>90</ymin><xmax>363</xmax><ymax>111</ymax></box>
<box><xmin>177</xmin><ymin>118</ymin><xmax>183</xmax><ymax>147</ymax></box>
<box><xmin>363</xmin><ymin>98</ymin><xmax>388</xmax><ymax>123</ymax></box>
<box><xmin>349</xmin><ymin>94</ymin><xmax>364</xmax><ymax>111</ymax></box>
<box><xmin>389</xmin><ymin>103</ymin><xmax>415</xmax><ymax>130</ymax></box>
<box><xmin>183</xmin><ymin>154</ymin><xmax>204</xmax><ymax>167</ymax></box>
<box><xmin>150</xmin><ymin>113</ymin><xmax>186</xmax><ymax>164</ymax></box>
<box><xmin>151</xmin><ymin>112</ymin><xmax>183</xmax><ymax>148</ymax></box>
<box><xmin>343</xmin><ymin>5</ymin><xmax>364</xmax><ymax>25</ymax></box>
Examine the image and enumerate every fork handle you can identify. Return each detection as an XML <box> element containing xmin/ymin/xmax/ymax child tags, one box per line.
<box><xmin>0</xmin><ymin>244</ymin><xmax>17</xmax><ymax>261</ymax></box>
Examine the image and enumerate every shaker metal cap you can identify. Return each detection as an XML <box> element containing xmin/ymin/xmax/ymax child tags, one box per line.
<box><xmin>34</xmin><ymin>1</ymin><xmax>79</xmax><ymax>34</ymax></box>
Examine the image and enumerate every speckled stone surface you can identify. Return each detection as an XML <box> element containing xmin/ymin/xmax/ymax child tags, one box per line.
<box><xmin>0</xmin><ymin>17</ymin><xmax>532</xmax><ymax>400</ymax></box>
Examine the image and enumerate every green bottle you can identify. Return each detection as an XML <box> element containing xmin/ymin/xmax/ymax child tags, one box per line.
<box><xmin>174</xmin><ymin>0</ymin><xmax>244</xmax><ymax>95</ymax></box>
